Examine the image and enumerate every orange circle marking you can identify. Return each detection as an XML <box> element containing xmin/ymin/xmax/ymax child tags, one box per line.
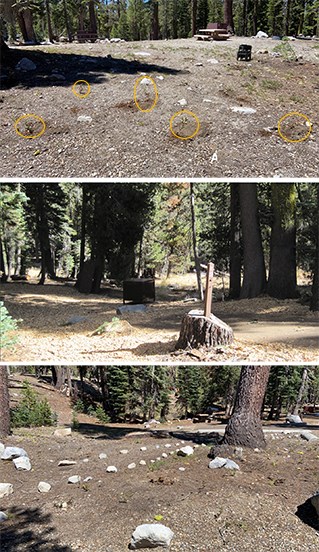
<box><xmin>134</xmin><ymin>75</ymin><xmax>158</xmax><ymax>113</ymax></box>
<box><xmin>169</xmin><ymin>109</ymin><xmax>200</xmax><ymax>141</ymax></box>
<box><xmin>277</xmin><ymin>111</ymin><xmax>312</xmax><ymax>143</ymax></box>
<box><xmin>14</xmin><ymin>114</ymin><xmax>46</xmax><ymax>139</ymax></box>
<box><xmin>72</xmin><ymin>80</ymin><xmax>91</xmax><ymax>99</ymax></box>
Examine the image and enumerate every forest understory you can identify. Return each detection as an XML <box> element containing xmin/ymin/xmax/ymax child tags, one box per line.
<box><xmin>1</xmin><ymin>275</ymin><xmax>318</xmax><ymax>363</ymax></box>
<box><xmin>1</xmin><ymin>38</ymin><xmax>319</xmax><ymax>178</ymax></box>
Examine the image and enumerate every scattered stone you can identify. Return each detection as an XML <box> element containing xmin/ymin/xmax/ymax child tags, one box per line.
<box><xmin>156</xmin><ymin>76</ymin><xmax>164</xmax><ymax>80</ymax></box>
<box><xmin>179</xmin><ymin>467</ymin><xmax>186</xmax><ymax>472</ymax></box>
<box><xmin>1</xmin><ymin>447</ymin><xmax>28</xmax><ymax>460</ymax></box>
<box><xmin>203</xmin><ymin>99</ymin><xmax>213</xmax><ymax>103</ymax></box>
<box><xmin>54</xmin><ymin>428</ymin><xmax>72</xmax><ymax>437</ymax></box>
<box><xmin>38</xmin><ymin>482</ymin><xmax>51</xmax><ymax>493</ymax></box>
<box><xmin>140</xmin><ymin>447</ymin><xmax>147</xmax><ymax>452</ymax></box>
<box><xmin>13</xmin><ymin>456</ymin><xmax>32</xmax><ymax>471</ymax></box>
<box><xmin>0</xmin><ymin>443</ymin><xmax>5</xmax><ymax>456</ymax></box>
<box><xmin>128</xmin><ymin>463</ymin><xmax>136</xmax><ymax>469</ymax></box>
<box><xmin>164</xmin><ymin>444</ymin><xmax>171</xmax><ymax>448</ymax></box>
<box><xmin>139</xmin><ymin>460</ymin><xmax>147</xmax><ymax>466</ymax></box>
<box><xmin>150</xmin><ymin>460</ymin><xmax>155</xmax><ymax>463</ymax></box>
<box><xmin>77</xmin><ymin>115</ymin><xmax>93</xmax><ymax>123</ymax></box>
<box><xmin>195</xmin><ymin>62</ymin><xmax>203</xmax><ymax>66</ymax></box>
<box><xmin>110</xmin><ymin>38</ymin><xmax>122</xmax><ymax>43</ymax></box>
<box><xmin>162</xmin><ymin>453</ymin><xmax>168</xmax><ymax>458</ymax></box>
<box><xmin>58</xmin><ymin>460</ymin><xmax>77</xmax><ymax>466</ymax></box>
<box><xmin>231</xmin><ymin>106</ymin><xmax>256</xmax><ymax>114</ymax></box>
<box><xmin>117</xmin><ymin>304</ymin><xmax>147</xmax><ymax>315</ymax></box>
<box><xmin>300</xmin><ymin>431</ymin><xmax>319</xmax><ymax>442</ymax></box>
<box><xmin>130</xmin><ymin>523</ymin><xmax>174</xmax><ymax>549</ymax></box>
<box><xmin>68</xmin><ymin>475</ymin><xmax>81</xmax><ymax>484</ymax></box>
<box><xmin>257</xmin><ymin>49</ymin><xmax>268</xmax><ymax>54</ymax></box>
<box><xmin>209</xmin><ymin>457</ymin><xmax>240</xmax><ymax>470</ymax></box>
<box><xmin>254</xmin><ymin>448</ymin><xmax>260</xmax><ymax>453</ymax></box>
<box><xmin>256</xmin><ymin>31</ymin><xmax>268</xmax><ymax>38</ymax></box>
<box><xmin>207</xmin><ymin>58</ymin><xmax>219</xmax><ymax>64</ymax></box>
<box><xmin>99</xmin><ymin>453</ymin><xmax>107</xmax><ymax>459</ymax></box>
<box><xmin>120</xmin><ymin>449</ymin><xmax>129</xmax><ymax>455</ymax></box>
<box><xmin>83</xmin><ymin>476</ymin><xmax>93</xmax><ymax>482</ymax></box>
<box><xmin>15</xmin><ymin>58</ymin><xmax>37</xmax><ymax>71</ymax></box>
<box><xmin>106</xmin><ymin>466</ymin><xmax>118</xmax><ymax>473</ymax></box>
<box><xmin>177</xmin><ymin>446</ymin><xmax>194</xmax><ymax>457</ymax></box>
<box><xmin>139</xmin><ymin>77</ymin><xmax>152</xmax><ymax>85</ymax></box>
<box><xmin>234</xmin><ymin>447</ymin><xmax>243</xmax><ymax>459</ymax></box>
<box><xmin>178</xmin><ymin>99</ymin><xmax>187</xmax><ymax>107</ymax></box>
<box><xmin>0</xmin><ymin>512</ymin><xmax>8</xmax><ymax>522</ymax></box>
<box><xmin>134</xmin><ymin>51</ymin><xmax>151</xmax><ymax>57</ymax></box>
<box><xmin>83</xmin><ymin>458</ymin><xmax>89</xmax><ymax>463</ymax></box>
<box><xmin>0</xmin><ymin>483</ymin><xmax>13</xmax><ymax>498</ymax></box>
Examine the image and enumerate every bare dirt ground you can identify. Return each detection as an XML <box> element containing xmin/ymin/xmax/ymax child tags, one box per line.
<box><xmin>1</xmin><ymin>375</ymin><xmax>319</xmax><ymax>551</ymax></box>
<box><xmin>1</xmin><ymin>37</ymin><xmax>319</xmax><ymax>178</ymax></box>
<box><xmin>1</xmin><ymin>273</ymin><xmax>318</xmax><ymax>363</ymax></box>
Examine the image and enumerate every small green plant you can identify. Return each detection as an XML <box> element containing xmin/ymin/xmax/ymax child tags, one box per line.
<box><xmin>11</xmin><ymin>381</ymin><xmax>56</xmax><ymax>428</ymax></box>
<box><xmin>0</xmin><ymin>301</ymin><xmax>19</xmax><ymax>349</ymax></box>
<box><xmin>273</xmin><ymin>42</ymin><xmax>296</xmax><ymax>61</ymax></box>
<box><xmin>73</xmin><ymin>399</ymin><xmax>86</xmax><ymax>413</ymax></box>
<box><xmin>95</xmin><ymin>405</ymin><xmax>110</xmax><ymax>423</ymax></box>
<box><xmin>72</xmin><ymin>411</ymin><xmax>80</xmax><ymax>430</ymax></box>
<box><xmin>149</xmin><ymin>460</ymin><xmax>165</xmax><ymax>471</ymax></box>
<box><xmin>261</xmin><ymin>79</ymin><xmax>283</xmax><ymax>91</ymax></box>
<box><xmin>91</xmin><ymin>317</ymin><xmax>121</xmax><ymax>336</ymax></box>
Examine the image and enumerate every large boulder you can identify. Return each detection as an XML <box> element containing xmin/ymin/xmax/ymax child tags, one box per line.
<box><xmin>130</xmin><ymin>524</ymin><xmax>174</xmax><ymax>549</ymax></box>
<box><xmin>13</xmin><ymin>456</ymin><xmax>32</xmax><ymax>471</ymax></box>
<box><xmin>0</xmin><ymin>483</ymin><xmax>13</xmax><ymax>499</ymax></box>
<box><xmin>1</xmin><ymin>447</ymin><xmax>28</xmax><ymax>460</ymax></box>
<box><xmin>15</xmin><ymin>58</ymin><xmax>37</xmax><ymax>71</ymax></box>
<box><xmin>300</xmin><ymin>431</ymin><xmax>318</xmax><ymax>442</ymax></box>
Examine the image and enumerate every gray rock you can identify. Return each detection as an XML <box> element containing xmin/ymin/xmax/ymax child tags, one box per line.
<box><xmin>38</xmin><ymin>481</ymin><xmax>51</xmax><ymax>493</ymax></box>
<box><xmin>0</xmin><ymin>511</ymin><xmax>8</xmax><ymax>522</ymax></box>
<box><xmin>99</xmin><ymin>453</ymin><xmax>107</xmax><ymax>459</ymax></box>
<box><xmin>286</xmin><ymin>414</ymin><xmax>305</xmax><ymax>426</ymax></box>
<box><xmin>77</xmin><ymin>115</ymin><xmax>93</xmax><ymax>123</ymax></box>
<box><xmin>0</xmin><ymin>483</ymin><xmax>13</xmax><ymax>498</ymax></box>
<box><xmin>209</xmin><ymin>457</ymin><xmax>240</xmax><ymax>470</ymax></box>
<box><xmin>15</xmin><ymin>58</ymin><xmax>37</xmax><ymax>71</ymax></box>
<box><xmin>130</xmin><ymin>523</ymin><xmax>174</xmax><ymax>549</ymax></box>
<box><xmin>231</xmin><ymin>106</ymin><xmax>256</xmax><ymax>115</ymax></box>
<box><xmin>13</xmin><ymin>456</ymin><xmax>32</xmax><ymax>471</ymax></box>
<box><xmin>1</xmin><ymin>447</ymin><xmax>28</xmax><ymax>460</ymax></box>
<box><xmin>300</xmin><ymin>431</ymin><xmax>319</xmax><ymax>442</ymax></box>
<box><xmin>54</xmin><ymin>428</ymin><xmax>72</xmax><ymax>437</ymax></box>
<box><xmin>106</xmin><ymin>466</ymin><xmax>118</xmax><ymax>473</ymax></box>
<box><xmin>58</xmin><ymin>460</ymin><xmax>77</xmax><ymax>466</ymax></box>
<box><xmin>64</xmin><ymin>316</ymin><xmax>87</xmax><ymax>325</ymax></box>
<box><xmin>224</xmin><ymin>459</ymin><xmax>240</xmax><ymax>470</ymax></box>
<box><xmin>50</xmin><ymin>73</ymin><xmax>66</xmax><ymax>81</ymax></box>
<box><xmin>68</xmin><ymin>475</ymin><xmax>81</xmax><ymax>484</ymax></box>
<box><xmin>117</xmin><ymin>304</ymin><xmax>147</xmax><ymax>315</ymax></box>
<box><xmin>177</xmin><ymin>446</ymin><xmax>194</xmax><ymax>457</ymax></box>
<box><xmin>128</xmin><ymin>463</ymin><xmax>136</xmax><ymax>469</ymax></box>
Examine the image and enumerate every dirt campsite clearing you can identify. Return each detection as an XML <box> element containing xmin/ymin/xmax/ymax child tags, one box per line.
<box><xmin>1</xmin><ymin>273</ymin><xmax>318</xmax><ymax>363</ymax></box>
<box><xmin>1</xmin><ymin>37</ymin><xmax>319</xmax><ymax>178</ymax></box>
<box><xmin>1</xmin><ymin>374</ymin><xmax>319</xmax><ymax>552</ymax></box>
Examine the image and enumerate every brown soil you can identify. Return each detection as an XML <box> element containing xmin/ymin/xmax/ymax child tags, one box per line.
<box><xmin>0</xmin><ymin>276</ymin><xmax>318</xmax><ymax>363</ymax></box>
<box><xmin>1</xmin><ymin>375</ymin><xmax>319</xmax><ymax>552</ymax></box>
<box><xmin>1</xmin><ymin>37</ymin><xmax>319</xmax><ymax>178</ymax></box>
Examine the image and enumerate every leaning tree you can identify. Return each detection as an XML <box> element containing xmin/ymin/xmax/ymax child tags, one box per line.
<box><xmin>0</xmin><ymin>367</ymin><xmax>10</xmax><ymax>438</ymax></box>
<box><xmin>222</xmin><ymin>365</ymin><xmax>271</xmax><ymax>449</ymax></box>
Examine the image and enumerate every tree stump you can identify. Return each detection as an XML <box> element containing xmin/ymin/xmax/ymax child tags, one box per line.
<box><xmin>175</xmin><ymin>309</ymin><xmax>233</xmax><ymax>350</ymax></box>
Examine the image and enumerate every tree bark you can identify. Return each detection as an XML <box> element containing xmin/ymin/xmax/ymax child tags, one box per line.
<box><xmin>222</xmin><ymin>366</ymin><xmax>271</xmax><ymax>448</ymax></box>
<box><xmin>229</xmin><ymin>183</ymin><xmax>241</xmax><ymax>299</ymax></box>
<box><xmin>176</xmin><ymin>310</ymin><xmax>233</xmax><ymax>349</ymax></box>
<box><xmin>224</xmin><ymin>0</ymin><xmax>234</xmax><ymax>33</ymax></box>
<box><xmin>267</xmin><ymin>184</ymin><xmax>298</xmax><ymax>299</ymax></box>
<box><xmin>293</xmin><ymin>368</ymin><xmax>308</xmax><ymax>415</ymax></box>
<box><xmin>17</xmin><ymin>8</ymin><xmax>36</xmax><ymax>43</ymax></box>
<box><xmin>192</xmin><ymin>0</ymin><xmax>197</xmax><ymax>36</ymax></box>
<box><xmin>34</xmin><ymin>185</ymin><xmax>56</xmax><ymax>285</ymax></box>
<box><xmin>0</xmin><ymin>367</ymin><xmax>10</xmax><ymax>438</ymax></box>
<box><xmin>0</xmin><ymin>35</ymin><xmax>9</xmax><ymax>62</ymax></box>
<box><xmin>239</xmin><ymin>184</ymin><xmax>266</xmax><ymax>298</ymax></box>
<box><xmin>89</xmin><ymin>1</ymin><xmax>97</xmax><ymax>34</ymax></box>
<box><xmin>190</xmin><ymin>184</ymin><xmax>203</xmax><ymax>301</ymax></box>
<box><xmin>62</xmin><ymin>0</ymin><xmax>73</xmax><ymax>42</ymax></box>
<box><xmin>310</xmin><ymin>184</ymin><xmax>319</xmax><ymax>311</ymax></box>
<box><xmin>151</xmin><ymin>0</ymin><xmax>159</xmax><ymax>40</ymax></box>
<box><xmin>45</xmin><ymin>0</ymin><xmax>54</xmax><ymax>42</ymax></box>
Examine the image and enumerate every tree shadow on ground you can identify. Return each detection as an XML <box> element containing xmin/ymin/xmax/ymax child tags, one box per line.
<box><xmin>1</xmin><ymin>47</ymin><xmax>184</xmax><ymax>90</ymax></box>
<box><xmin>296</xmin><ymin>498</ymin><xmax>319</xmax><ymax>531</ymax></box>
<box><xmin>75</xmin><ymin>422</ymin><xmax>151</xmax><ymax>439</ymax></box>
<box><xmin>0</xmin><ymin>506</ymin><xmax>72</xmax><ymax>552</ymax></box>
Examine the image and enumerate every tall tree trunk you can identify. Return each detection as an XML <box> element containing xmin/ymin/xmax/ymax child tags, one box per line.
<box><xmin>222</xmin><ymin>366</ymin><xmax>271</xmax><ymax>448</ymax></box>
<box><xmin>89</xmin><ymin>1</ymin><xmax>97</xmax><ymax>34</ymax></box>
<box><xmin>190</xmin><ymin>183</ymin><xmax>203</xmax><ymax>301</ymax></box>
<box><xmin>252</xmin><ymin>0</ymin><xmax>258</xmax><ymax>36</ymax></box>
<box><xmin>224</xmin><ymin>0</ymin><xmax>234</xmax><ymax>33</ymax></box>
<box><xmin>67</xmin><ymin>368</ymin><xmax>73</xmax><ymax>397</ymax></box>
<box><xmin>0</xmin><ymin>367</ymin><xmax>10</xmax><ymax>438</ymax></box>
<box><xmin>45</xmin><ymin>0</ymin><xmax>54</xmax><ymax>42</ymax></box>
<box><xmin>172</xmin><ymin>0</ymin><xmax>178</xmax><ymax>39</ymax></box>
<box><xmin>192</xmin><ymin>0</ymin><xmax>197</xmax><ymax>36</ymax></box>
<box><xmin>239</xmin><ymin>184</ymin><xmax>266</xmax><ymax>298</ymax></box>
<box><xmin>285</xmin><ymin>0</ymin><xmax>291</xmax><ymax>35</ymax></box>
<box><xmin>151</xmin><ymin>0</ymin><xmax>159</xmax><ymax>40</ymax></box>
<box><xmin>242</xmin><ymin>0</ymin><xmax>248</xmax><ymax>35</ymax></box>
<box><xmin>293</xmin><ymin>368</ymin><xmax>308</xmax><ymax>415</ymax></box>
<box><xmin>62</xmin><ymin>0</ymin><xmax>73</xmax><ymax>42</ymax></box>
<box><xmin>52</xmin><ymin>367</ymin><xmax>67</xmax><ymax>390</ymax></box>
<box><xmin>267</xmin><ymin>184</ymin><xmax>298</xmax><ymax>299</ymax></box>
<box><xmin>99</xmin><ymin>368</ymin><xmax>109</xmax><ymax>412</ymax></box>
<box><xmin>229</xmin><ymin>183</ymin><xmax>241</xmax><ymax>299</ymax></box>
<box><xmin>18</xmin><ymin>8</ymin><xmax>36</xmax><ymax>43</ymax></box>
<box><xmin>79</xmin><ymin>185</ymin><xmax>88</xmax><ymax>273</ymax></box>
<box><xmin>34</xmin><ymin>185</ymin><xmax>56</xmax><ymax>285</ymax></box>
<box><xmin>310</xmin><ymin>184</ymin><xmax>319</xmax><ymax>311</ymax></box>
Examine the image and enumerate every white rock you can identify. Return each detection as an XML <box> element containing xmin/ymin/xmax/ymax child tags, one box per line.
<box><xmin>110</xmin><ymin>38</ymin><xmax>122</xmax><ymax>43</ymax></box>
<box><xmin>162</xmin><ymin>453</ymin><xmax>168</xmax><ymax>458</ymax></box>
<box><xmin>164</xmin><ymin>444</ymin><xmax>171</xmax><ymax>448</ymax></box>
<box><xmin>54</xmin><ymin>428</ymin><xmax>72</xmax><ymax>437</ymax></box>
<box><xmin>130</xmin><ymin>523</ymin><xmax>174</xmax><ymax>549</ymax></box>
<box><xmin>58</xmin><ymin>460</ymin><xmax>77</xmax><ymax>466</ymax></box>
<box><xmin>178</xmin><ymin>98</ymin><xmax>187</xmax><ymax>107</ymax></box>
<box><xmin>83</xmin><ymin>458</ymin><xmax>89</xmax><ymax>463</ymax></box>
<box><xmin>1</xmin><ymin>447</ymin><xmax>28</xmax><ymax>460</ymax></box>
<box><xmin>99</xmin><ymin>453</ymin><xmax>107</xmax><ymax>459</ymax></box>
<box><xmin>68</xmin><ymin>475</ymin><xmax>81</xmax><ymax>484</ymax></box>
<box><xmin>77</xmin><ymin>115</ymin><xmax>92</xmax><ymax>123</ymax></box>
<box><xmin>177</xmin><ymin>446</ymin><xmax>194</xmax><ymax>457</ymax></box>
<box><xmin>287</xmin><ymin>414</ymin><xmax>304</xmax><ymax>425</ymax></box>
<box><xmin>0</xmin><ymin>443</ymin><xmax>5</xmax><ymax>456</ymax></box>
<box><xmin>134</xmin><ymin>51</ymin><xmax>151</xmax><ymax>57</ymax></box>
<box><xmin>140</xmin><ymin>447</ymin><xmax>147</xmax><ymax>452</ymax></box>
<box><xmin>13</xmin><ymin>456</ymin><xmax>31</xmax><ymax>471</ymax></box>
<box><xmin>207</xmin><ymin>58</ymin><xmax>219</xmax><ymax>64</ymax></box>
<box><xmin>0</xmin><ymin>511</ymin><xmax>8</xmax><ymax>522</ymax></box>
<box><xmin>38</xmin><ymin>481</ymin><xmax>51</xmax><ymax>493</ymax></box>
<box><xmin>156</xmin><ymin>457</ymin><xmax>161</xmax><ymax>461</ymax></box>
<box><xmin>128</xmin><ymin>463</ymin><xmax>136</xmax><ymax>469</ymax></box>
<box><xmin>224</xmin><ymin>459</ymin><xmax>240</xmax><ymax>470</ymax></box>
<box><xmin>231</xmin><ymin>106</ymin><xmax>256</xmax><ymax>114</ymax></box>
<box><xmin>203</xmin><ymin>99</ymin><xmax>213</xmax><ymax>103</ymax></box>
<box><xmin>156</xmin><ymin>445</ymin><xmax>160</xmax><ymax>449</ymax></box>
<box><xmin>179</xmin><ymin>467</ymin><xmax>186</xmax><ymax>472</ymax></box>
<box><xmin>83</xmin><ymin>476</ymin><xmax>93</xmax><ymax>482</ymax></box>
<box><xmin>209</xmin><ymin>457</ymin><xmax>240</xmax><ymax>470</ymax></box>
<box><xmin>300</xmin><ymin>431</ymin><xmax>319</xmax><ymax>442</ymax></box>
<box><xmin>195</xmin><ymin>62</ymin><xmax>203</xmax><ymax>66</ymax></box>
<box><xmin>106</xmin><ymin>466</ymin><xmax>118</xmax><ymax>473</ymax></box>
<box><xmin>150</xmin><ymin>460</ymin><xmax>155</xmax><ymax>463</ymax></box>
<box><xmin>0</xmin><ymin>483</ymin><xmax>13</xmax><ymax>498</ymax></box>
<box><xmin>139</xmin><ymin>460</ymin><xmax>147</xmax><ymax>466</ymax></box>
<box><xmin>15</xmin><ymin>58</ymin><xmax>37</xmax><ymax>71</ymax></box>
<box><xmin>156</xmin><ymin>76</ymin><xmax>164</xmax><ymax>80</ymax></box>
<box><xmin>256</xmin><ymin>30</ymin><xmax>268</xmax><ymax>38</ymax></box>
<box><xmin>140</xmin><ymin>78</ymin><xmax>151</xmax><ymax>85</ymax></box>
<box><xmin>120</xmin><ymin>449</ymin><xmax>129</xmax><ymax>455</ymax></box>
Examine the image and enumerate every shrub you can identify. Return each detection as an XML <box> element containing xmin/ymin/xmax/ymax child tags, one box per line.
<box><xmin>0</xmin><ymin>301</ymin><xmax>19</xmax><ymax>349</ymax></box>
<box><xmin>95</xmin><ymin>405</ymin><xmax>110</xmax><ymax>423</ymax></box>
<box><xmin>73</xmin><ymin>399</ymin><xmax>85</xmax><ymax>413</ymax></box>
<box><xmin>11</xmin><ymin>381</ymin><xmax>56</xmax><ymax>428</ymax></box>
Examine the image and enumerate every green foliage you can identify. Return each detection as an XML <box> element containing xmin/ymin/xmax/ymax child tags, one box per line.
<box><xmin>72</xmin><ymin>411</ymin><xmax>80</xmax><ymax>430</ymax></box>
<box><xmin>273</xmin><ymin>41</ymin><xmax>297</xmax><ymax>61</ymax></box>
<box><xmin>73</xmin><ymin>398</ymin><xmax>85</xmax><ymax>413</ymax></box>
<box><xmin>0</xmin><ymin>302</ymin><xmax>19</xmax><ymax>350</ymax></box>
<box><xmin>95</xmin><ymin>405</ymin><xmax>110</xmax><ymax>423</ymax></box>
<box><xmin>11</xmin><ymin>381</ymin><xmax>56</xmax><ymax>428</ymax></box>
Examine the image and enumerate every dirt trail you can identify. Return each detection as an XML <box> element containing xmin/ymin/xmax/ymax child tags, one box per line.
<box><xmin>1</xmin><ymin>279</ymin><xmax>318</xmax><ymax>363</ymax></box>
<box><xmin>1</xmin><ymin>37</ymin><xmax>319</xmax><ymax>178</ymax></box>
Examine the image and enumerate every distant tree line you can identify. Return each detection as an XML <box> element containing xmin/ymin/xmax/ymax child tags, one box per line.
<box><xmin>1</xmin><ymin>0</ymin><xmax>319</xmax><ymax>47</ymax></box>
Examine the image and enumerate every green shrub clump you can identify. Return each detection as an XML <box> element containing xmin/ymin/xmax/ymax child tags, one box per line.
<box><xmin>11</xmin><ymin>381</ymin><xmax>56</xmax><ymax>428</ymax></box>
<box><xmin>0</xmin><ymin>301</ymin><xmax>19</xmax><ymax>349</ymax></box>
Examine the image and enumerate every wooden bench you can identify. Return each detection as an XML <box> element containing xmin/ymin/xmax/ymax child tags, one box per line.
<box><xmin>77</xmin><ymin>31</ymin><xmax>98</xmax><ymax>43</ymax></box>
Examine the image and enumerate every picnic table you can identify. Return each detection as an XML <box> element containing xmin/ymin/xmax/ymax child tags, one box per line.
<box><xmin>194</xmin><ymin>28</ymin><xmax>229</xmax><ymax>41</ymax></box>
